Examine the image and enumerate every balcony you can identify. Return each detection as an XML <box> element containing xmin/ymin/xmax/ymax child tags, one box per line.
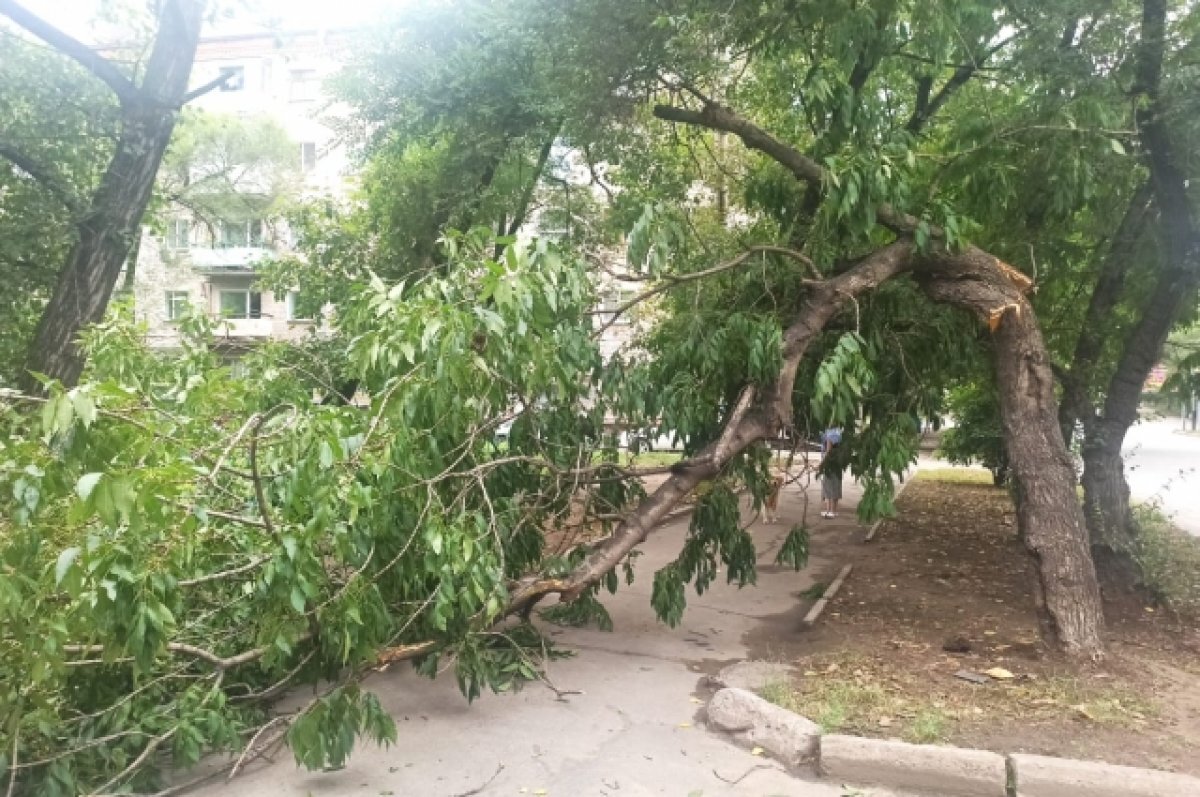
<box><xmin>188</xmin><ymin>246</ymin><xmax>272</xmax><ymax>275</ymax></box>
<box><xmin>213</xmin><ymin>317</ymin><xmax>273</xmax><ymax>338</ymax></box>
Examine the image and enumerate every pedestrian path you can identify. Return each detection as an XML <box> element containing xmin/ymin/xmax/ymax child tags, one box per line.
<box><xmin>190</xmin><ymin>480</ymin><xmax>880</xmax><ymax>796</ymax></box>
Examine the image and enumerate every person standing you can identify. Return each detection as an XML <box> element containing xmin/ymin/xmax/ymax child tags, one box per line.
<box><xmin>764</xmin><ymin>469</ymin><xmax>784</xmax><ymax>523</ymax></box>
<box><xmin>820</xmin><ymin>427</ymin><xmax>845</xmax><ymax>518</ymax></box>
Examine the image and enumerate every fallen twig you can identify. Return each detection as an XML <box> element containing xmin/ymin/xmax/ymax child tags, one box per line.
<box><xmin>450</xmin><ymin>762</ymin><xmax>504</xmax><ymax>797</ymax></box>
<box><xmin>228</xmin><ymin>716</ymin><xmax>292</xmax><ymax>781</ymax></box>
<box><xmin>712</xmin><ymin>763</ymin><xmax>773</xmax><ymax>784</ymax></box>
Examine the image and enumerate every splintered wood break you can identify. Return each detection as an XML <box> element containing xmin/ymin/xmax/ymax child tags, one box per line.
<box><xmin>995</xmin><ymin>258</ymin><xmax>1034</xmax><ymax>292</ymax></box>
<box><xmin>987</xmin><ymin>302</ymin><xmax>1021</xmax><ymax>332</ymax></box>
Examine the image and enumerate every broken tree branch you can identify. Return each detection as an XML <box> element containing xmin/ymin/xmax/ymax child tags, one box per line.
<box><xmin>653</xmin><ymin>102</ymin><xmax>926</xmax><ymax>236</ymax></box>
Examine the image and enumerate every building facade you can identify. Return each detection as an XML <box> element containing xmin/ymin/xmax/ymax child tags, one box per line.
<box><xmin>131</xmin><ymin>28</ymin><xmax>351</xmax><ymax>350</ymax></box>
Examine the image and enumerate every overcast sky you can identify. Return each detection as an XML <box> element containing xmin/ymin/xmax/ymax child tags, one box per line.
<box><xmin>30</xmin><ymin>0</ymin><xmax>410</xmax><ymax>40</ymax></box>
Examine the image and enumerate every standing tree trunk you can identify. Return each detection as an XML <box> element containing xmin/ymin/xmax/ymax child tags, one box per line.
<box><xmin>0</xmin><ymin>0</ymin><xmax>208</xmax><ymax>392</ymax></box>
<box><xmin>920</xmin><ymin>248</ymin><xmax>1105</xmax><ymax>657</ymax></box>
<box><xmin>1077</xmin><ymin>0</ymin><xmax>1200</xmax><ymax>554</ymax></box>
<box><xmin>1056</xmin><ymin>181</ymin><xmax>1154</xmax><ymax>447</ymax></box>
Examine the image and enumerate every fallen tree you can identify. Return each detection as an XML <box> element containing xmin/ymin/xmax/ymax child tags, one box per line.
<box><xmin>11</xmin><ymin>0</ymin><xmax>1196</xmax><ymax>791</ymax></box>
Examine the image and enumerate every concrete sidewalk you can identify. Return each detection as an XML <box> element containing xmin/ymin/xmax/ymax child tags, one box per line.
<box><xmin>193</xmin><ymin>479</ymin><xmax>876</xmax><ymax>797</ymax></box>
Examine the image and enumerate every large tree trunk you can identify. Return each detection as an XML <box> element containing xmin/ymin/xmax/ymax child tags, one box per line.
<box><xmin>1080</xmin><ymin>274</ymin><xmax>1195</xmax><ymax>550</ymax></box>
<box><xmin>1080</xmin><ymin>435</ymin><xmax>1132</xmax><ymax>551</ymax></box>
<box><xmin>921</xmin><ymin>249</ymin><xmax>1105</xmax><ymax>657</ymax></box>
<box><xmin>14</xmin><ymin>0</ymin><xmax>206</xmax><ymax>391</ymax></box>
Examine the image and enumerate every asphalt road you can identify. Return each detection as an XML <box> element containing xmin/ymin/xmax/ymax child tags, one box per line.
<box><xmin>1122</xmin><ymin>418</ymin><xmax>1200</xmax><ymax>536</ymax></box>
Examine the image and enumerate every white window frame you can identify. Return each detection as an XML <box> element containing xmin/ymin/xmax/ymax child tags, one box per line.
<box><xmin>289</xmin><ymin>68</ymin><xmax>318</xmax><ymax>102</ymax></box>
<box><xmin>599</xmin><ymin>289</ymin><xmax>637</xmax><ymax>325</ymax></box>
<box><xmin>165</xmin><ymin>290</ymin><xmax>190</xmax><ymax>321</ymax></box>
<box><xmin>218</xmin><ymin>290</ymin><xmax>262</xmax><ymax>320</ymax></box>
<box><xmin>216</xmin><ymin>219</ymin><xmax>265</xmax><ymax>248</ymax></box>
<box><xmin>165</xmin><ymin>218</ymin><xmax>190</xmax><ymax>250</ymax></box>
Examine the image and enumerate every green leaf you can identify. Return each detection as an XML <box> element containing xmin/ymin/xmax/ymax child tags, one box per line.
<box><xmin>55</xmin><ymin>547</ymin><xmax>81</xmax><ymax>586</ymax></box>
<box><xmin>76</xmin><ymin>472</ymin><xmax>103</xmax><ymax>501</ymax></box>
<box><xmin>71</xmin><ymin>391</ymin><xmax>98</xmax><ymax>427</ymax></box>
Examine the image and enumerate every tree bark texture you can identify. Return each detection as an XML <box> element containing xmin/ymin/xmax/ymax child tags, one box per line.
<box><xmin>919</xmin><ymin>249</ymin><xmax>1105</xmax><ymax>656</ymax></box>
<box><xmin>14</xmin><ymin>0</ymin><xmax>206</xmax><ymax>391</ymax></box>
<box><xmin>1080</xmin><ymin>440</ymin><xmax>1132</xmax><ymax>552</ymax></box>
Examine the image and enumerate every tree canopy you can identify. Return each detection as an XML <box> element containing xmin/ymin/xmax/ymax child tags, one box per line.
<box><xmin>0</xmin><ymin>0</ymin><xmax>1198</xmax><ymax>794</ymax></box>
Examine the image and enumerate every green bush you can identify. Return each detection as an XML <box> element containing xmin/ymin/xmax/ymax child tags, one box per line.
<box><xmin>1131</xmin><ymin>505</ymin><xmax>1200</xmax><ymax>615</ymax></box>
<box><xmin>937</xmin><ymin>382</ymin><xmax>1009</xmax><ymax>486</ymax></box>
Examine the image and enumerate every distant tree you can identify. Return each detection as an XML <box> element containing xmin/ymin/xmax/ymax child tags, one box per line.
<box><xmin>0</xmin><ymin>22</ymin><xmax>117</xmax><ymax>384</ymax></box>
<box><xmin>156</xmin><ymin>110</ymin><xmax>302</xmax><ymax>248</ymax></box>
<box><xmin>0</xmin><ymin>0</ymin><xmax>213</xmax><ymax>391</ymax></box>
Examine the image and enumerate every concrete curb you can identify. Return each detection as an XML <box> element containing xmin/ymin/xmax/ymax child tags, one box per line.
<box><xmin>863</xmin><ymin>471</ymin><xmax>915</xmax><ymax>543</ymax></box>
<box><xmin>821</xmin><ymin>734</ymin><xmax>1006</xmax><ymax>797</ymax></box>
<box><xmin>1009</xmin><ymin>753</ymin><xmax>1200</xmax><ymax>797</ymax></box>
<box><xmin>800</xmin><ymin>563</ymin><xmax>852</xmax><ymax>628</ymax></box>
<box><xmin>705</xmin><ymin>685</ymin><xmax>1200</xmax><ymax>796</ymax></box>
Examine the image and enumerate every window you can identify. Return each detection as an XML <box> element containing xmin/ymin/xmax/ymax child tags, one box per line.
<box><xmin>165</xmin><ymin>290</ymin><xmax>190</xmax><ymax>321</ymax></box>
<box><xmin>598</xmin><ymin>289</ymin><xmax>636</xmax><ymax>326</ymax></box>
<box><xmin>286</xmin><ymin>291</ymin><xmax>319</xmax><ymax>322</ymax></box>
<box><xmin>219</xmin><ymin>290</ymin><xmax>262</xmax><ymax>319</ymax></box>
<box><xmin>300</xmin><ymin>142</ymin><xmax>317</xmax><ymax>172</ymax></box>
<box><xmin>218</xmin><ymin>66</ymin><xmax>244</xmax><ymax>91</ymax></box>
<box><xmin>165</xmin><ymin>218</ymin><xmax>190</xmax><ymax>250</ymax></box>
<box><xmin>289</xmin><ymin>69</ymin><xmax>318</xmax><ymax>101</ymax></box>
<box><xmin>217</xmin><ymin>219</ymin><xmax>264</xmax><ymax>248</ymax></box>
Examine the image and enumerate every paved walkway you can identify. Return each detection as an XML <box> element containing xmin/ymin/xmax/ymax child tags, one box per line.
<box><xmin>193</xmin><ymin>478</ymin><xmax>875</xmax><ymax>796</ymax></box>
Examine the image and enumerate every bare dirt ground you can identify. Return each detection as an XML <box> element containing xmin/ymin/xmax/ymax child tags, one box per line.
<box><xmin>747</xmin><ymin>470</ymin><xmax>1200</xmax><ymax>775</ymax></box>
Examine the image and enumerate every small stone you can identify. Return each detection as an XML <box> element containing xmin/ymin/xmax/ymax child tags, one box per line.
<box><xmin>943</xmin><ymin>635</ymin><xmax>972</xmax><ymax>654</ymax></box>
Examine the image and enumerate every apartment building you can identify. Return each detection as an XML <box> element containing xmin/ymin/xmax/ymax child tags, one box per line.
<box><xmin>131</xmin><ymin>27</ymin><xmax>352</xmax><ymax>350</ymax></box>
<box><xmin>132</xmin><ymin>27</ymin><xmax>648</xmax><ymax>366</ymax></box>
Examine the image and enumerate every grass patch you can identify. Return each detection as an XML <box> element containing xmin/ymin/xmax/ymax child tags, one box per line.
<box><xmin>759</xmin><ymin>680</ymin><xmax>802</xmax><ymax>713</ymax></box>
<box><xmin>914</xmin><ymin>468</ymin><xmax>995</xmax><ymax>485</ymax></box>
<box><xmin>759</xmin><ymin>676</ymin><xmax>886</xmax><ymax>733</ymax></box>
<box><xmin>1131</xmin><ymin>505</ymin><xmax>1200</xmax><ymax>615</ymax></box>
<box><xmin>906</xmin><ymin>708</ymin><xmax>951</xmax><ymax>743</ymax></box>
<box><xmin>757</xmin><ymin>652</ymin><xmax>1157</xmax><ymax>746</ymax></box>
<box><xmin>625</xmin><ymin>450</ymin><xmax>684</xmax><ymax>468</ymax></box>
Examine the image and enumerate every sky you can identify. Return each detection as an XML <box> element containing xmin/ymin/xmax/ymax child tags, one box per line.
<box><xmin>29</xmin><ymin>0</ymin><xmax>411</xmax><ymax>40</ymax></box>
